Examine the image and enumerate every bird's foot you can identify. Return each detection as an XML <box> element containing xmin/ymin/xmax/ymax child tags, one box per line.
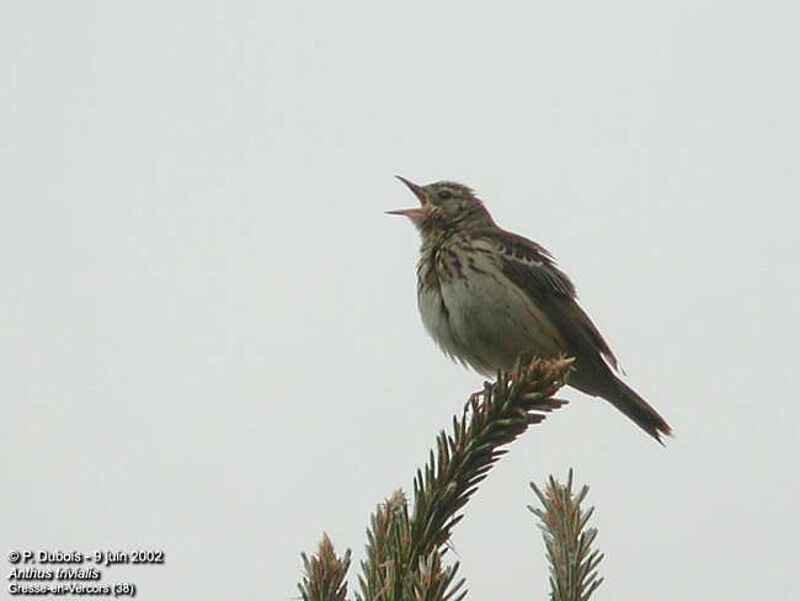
<box><xmin>464</xmin><ymin>390</ymin><xmax>482</xmax><ymax>412</ymax></box>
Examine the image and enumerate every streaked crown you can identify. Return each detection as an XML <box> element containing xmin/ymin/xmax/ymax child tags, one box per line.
<box><xmin>388</xmin><ymin>177</ymin><xmax>495</xmax><ymax>236</ymax></box>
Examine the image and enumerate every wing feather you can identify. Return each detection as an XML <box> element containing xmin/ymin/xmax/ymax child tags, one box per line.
<box><xmin>472</xmin><ymin>228</ymin><xmax>620</xmax><ymax>371</ymax></box>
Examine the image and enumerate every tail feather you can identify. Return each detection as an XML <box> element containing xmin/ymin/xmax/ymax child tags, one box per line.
<box><xmin>570</xmin><ymin>360</ymin><xmax>672</xmax><ymax>443</ymax></box>
<box><xmin>606</xmin><ymin>377</ymin><xmax>672</xmax><ymax>444</ymax></box>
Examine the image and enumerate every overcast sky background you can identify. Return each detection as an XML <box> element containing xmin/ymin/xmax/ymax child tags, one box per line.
<box><xmin>2</xmin><ymin>2</ymin><xmax>798</xmax><ymax>599</ymax></box>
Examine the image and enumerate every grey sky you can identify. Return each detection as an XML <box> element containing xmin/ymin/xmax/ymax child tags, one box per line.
<box><xmin>2</xmin><ymin>1</ymin><xmax>798</xmax><ymax>599</ymax></box>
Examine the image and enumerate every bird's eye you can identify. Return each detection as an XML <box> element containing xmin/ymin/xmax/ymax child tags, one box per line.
<box><xmin>437</xmin><ymin>190</ymin><xmax>453</xmax><ymax>200</ymax></box>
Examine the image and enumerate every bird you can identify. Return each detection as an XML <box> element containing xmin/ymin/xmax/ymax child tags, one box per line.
<box><xmin>387</xmin><ymin>176</ymin><xmax>671</xmax><ymax>443</ymax></box>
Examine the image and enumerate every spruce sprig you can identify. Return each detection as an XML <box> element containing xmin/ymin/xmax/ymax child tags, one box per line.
<box><xmin>299</xmin><ymin>356</ymin><xmax>589</xmax><ymax>601</ymax></box>
<box><xmin>528</xmin><ymin>470</ymin><xmax>604</xmax><ymax>601</ymax></box>
<box><xmin>299</xmin><ymin>534</ymin><xmax>351</xmax><ymax>601</ymax></box>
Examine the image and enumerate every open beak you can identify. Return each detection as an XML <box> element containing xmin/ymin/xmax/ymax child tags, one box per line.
<box><xmin>386</xmin><ymin>176</ymin><xmax>430</xmax><ymax>218</ymax></box>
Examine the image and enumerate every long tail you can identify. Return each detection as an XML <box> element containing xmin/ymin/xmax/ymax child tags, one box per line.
<box><xmin>570</xmin><ymin>360</ymin><xmax>672</xmax><ymax>444</ymax></box>
<box><xmin>604</xmin><ymin>376</ymin><xmax>672</xmax><ymax>444</ymax></box>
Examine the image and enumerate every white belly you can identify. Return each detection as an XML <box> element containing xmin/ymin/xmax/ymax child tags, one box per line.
<box><xmin>418</xmin><ymin>269</ymin><xmax>566</xmax><ymax>375</ymax></box>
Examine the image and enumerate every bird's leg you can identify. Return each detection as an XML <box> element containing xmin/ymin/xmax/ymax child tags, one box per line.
<box><xmin>464</xmin><ymin>389</ymin><xmax>484</xmax><ymax>412</ymax></box>
<box><xmin>464</xmin><ymin>380</ymin><xmax>494</xmax><ymax>413</ymax></box>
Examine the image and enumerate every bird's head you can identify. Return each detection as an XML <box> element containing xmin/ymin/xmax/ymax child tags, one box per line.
<box><xmin>387</xmin><ymin>177</ymin><xmax>495</xmax><ymax>236</ymax></box>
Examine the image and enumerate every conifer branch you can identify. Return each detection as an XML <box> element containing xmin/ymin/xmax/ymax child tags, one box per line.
<box><xmin>406</xmin><ymin>355</ymin><xmax>573</xmax><ymax>561</ymax></box>
<box><xmin>298</xmin><ymin>356</ymin><xmax>576</xmax><ymax>600</ymax></box>
<box><xmin>356</xmin><ymin>490</ymin><xmax>467</xmax><ymax>601</ymax></box>
<box><xmin>355</xmin><ymin>356</ymin><xmax>573</xmax><ymax>600</ymax></box>
<box><xmin>528</xmin><ymin>470</ymin><xmax>604</xmax><ymax>601</ymax></box>
<box><xmin>298</xmin><ymin>534</ymin><xmax>351</xmax><ymax>601</ymax></box>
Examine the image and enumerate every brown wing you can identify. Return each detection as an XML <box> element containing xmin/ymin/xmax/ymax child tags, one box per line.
<box><xmin>473</xmin><ymin>227</ymin><xmax>620</xmax><ymax>371</ymax></box>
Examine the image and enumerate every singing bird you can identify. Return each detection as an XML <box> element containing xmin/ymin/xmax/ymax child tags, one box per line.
<box><xmin>388</xmin><ymin>177</ymin><xmax>671</xmax><ymax>443</ymax></box>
